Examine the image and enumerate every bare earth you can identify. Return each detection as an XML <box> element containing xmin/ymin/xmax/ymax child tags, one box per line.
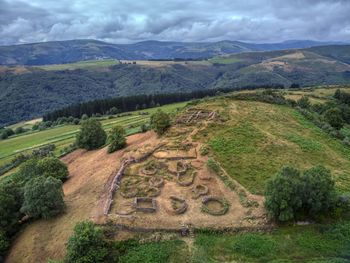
<box><xmin>5</xmin><ymin>132</ymin><xmax>156</xmax><ymax>263</ymax></box>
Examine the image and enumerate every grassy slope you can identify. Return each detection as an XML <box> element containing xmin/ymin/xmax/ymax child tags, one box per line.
<box><xmin>194</xmin><ymin>96</ymin><xmax>350</xmax><ymax>195</ymax></box>
<box><xmin>193</xmin><ymin>222</ymin><xmax>350</xmax><ymax>263</ymax></box>
<box><xmin>0</xmin><ymin>102</ymin><xmax>187</xmax><ymax>167</ymax></box>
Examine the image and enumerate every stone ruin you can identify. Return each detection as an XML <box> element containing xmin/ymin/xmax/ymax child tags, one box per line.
<box><xmin>133</xmin><ymin>197</ymin><xmax>157</xmax><ymax>213</ymax></box>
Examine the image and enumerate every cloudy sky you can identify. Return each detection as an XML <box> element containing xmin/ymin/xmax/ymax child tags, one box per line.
<box><xmin>0</xmin><ymin>0</ymin><xmax>349</xmax><ymax>45</ymax></box>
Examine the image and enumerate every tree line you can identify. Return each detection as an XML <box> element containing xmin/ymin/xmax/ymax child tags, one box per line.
<box><xmin>43</xmin><ymin>84</ymin><xmax>285</xmax><ymax>122</ymax></box>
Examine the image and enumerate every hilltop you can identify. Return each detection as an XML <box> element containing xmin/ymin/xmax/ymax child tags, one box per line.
<box><xmin>2</xmin><ymin>86</ymin><xmax>350</xmax><ymax>262</ymax></box>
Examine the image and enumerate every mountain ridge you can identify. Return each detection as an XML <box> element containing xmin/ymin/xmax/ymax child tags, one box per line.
<box><xmin>0</xmin><ymin>39</ymin><xmax>345</xmax><ymax>65</ymax></box>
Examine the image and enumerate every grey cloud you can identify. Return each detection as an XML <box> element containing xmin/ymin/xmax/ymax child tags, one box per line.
<box><xmin>0</xmin><ymin>0</ymin><xmax>349</xmax><ymax>45</ymax></box>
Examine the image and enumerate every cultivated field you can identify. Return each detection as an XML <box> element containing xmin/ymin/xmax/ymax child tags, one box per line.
<box><xmin>0</xmin><ymin>102</ymin><xmax>187</xmax><ymax>167</ymax></box>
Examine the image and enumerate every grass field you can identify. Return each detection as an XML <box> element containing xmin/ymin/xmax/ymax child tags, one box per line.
<box><xmin>36</xmin><ymin>59</ymin><xmax>119</xmax><ymax>71</ymax></box>
<box><xmin>209</xmin><ymin>56</ymin><xmax>241</xmax><ymax>64</ymax></box>
<box><xmin>193</xmin><ymin>221</ymin><xmax>350</xmax><ymax>262</ymax></box>
<box><xmin>0</xmin><ymin>102</ymin><xmax>187</xmax><ymax>167</ymax></box>
<box><xmin>194</xmin><ymin>97</ymin><xmax>350</xmax><ymax>194</ymax></box>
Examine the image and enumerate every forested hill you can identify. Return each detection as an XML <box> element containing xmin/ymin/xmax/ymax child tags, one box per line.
<box><xmin>0</xmin><ymin>39</ymin><xmax>342</xmax><ymax>65</ymax></box>
<box><xmin>1</xmin><ymin>45</ymin><xmax>350</xmax><ymax>126</ymax></box>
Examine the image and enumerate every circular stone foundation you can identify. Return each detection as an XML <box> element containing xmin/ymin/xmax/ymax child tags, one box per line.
<box><xmin>168</xmin><ymin>196</ymin><xmax>188</xmax><ymax>215</ymax></box>
<box><xmin>201</xmin><ymin>196</ymin><xmax>229</xmax><ymax>216</ymax></box>
<box><xmin>177</xmin><ymin>171</ymin><xmax>196</xmax><ymax>186</ymax></box>
<box><xmin>149</xmin><ymin>177</ymin><xmax>164</xmax><ymax>188</ymax></box>
<box><xmin>192</xmin><ymin>184</ymin><xmax>209</xmax><ymax>199</ymax></box>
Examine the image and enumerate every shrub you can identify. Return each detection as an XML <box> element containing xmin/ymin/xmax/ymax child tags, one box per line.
<box><xmin>107</xmin><ymin>126</ymin><xmax>126</xmax><ymax>153</ymax></box>
<box><xmin>20</xmin><ymin>176</ymin><xmax>65</xmax><ymax>219</ymax></box>
<box><xmin>297</xmin><ymin>96</ymin><xmax>310</xmax><ymax>109</ymax></box>
<box><xmin>81</xmin><ymin>114</ymin><xmax>89</xmax><ymax>120</ymax></box>
<box><xmin>14</xmin><ymin>127</ymin><xmax>25</xmax><ymax>134</ymax></box>
<box><xmin>65</xmin><ymin>221</ymin><xmax>109</xmax><ymax>263</ymax></box>
<box><xmin>265</xmin><ymin>166</ymin><xmax>303</xmax><ymax>221</ymax></box>
<box><xmin>37</xmin><ymin>157</ymin><xmax>69</xmax><ymax>181</ymax></box>
<box><xmin>76</xmin><ymin>119</ymin><xmax>107</xmax><ymax>150</ymax></box>
<box><xmin>207</xmin><ymin>158</ymin><xmax>220</xmax><ymax>174</ymax></box>
<box><xmin>150</xmin><ymin>110</ymin><xmax>170</xmax><ymax>135</ymax></box>
<box><xmin>325</xmin><ymin>108</ymin><xmax>344</xmax><ymax>130</ymax></box>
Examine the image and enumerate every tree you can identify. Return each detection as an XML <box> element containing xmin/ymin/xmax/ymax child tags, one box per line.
<box><xmin>150</xmin><ymin>110</ymin><xmax>171</xmax><ymax>135</ymax></box>
<box><xmin>302</xmin><ymin>165</ymin><xmax>336</xmax><ymax>214</ymax></box>
<box><xmin>0</xmin><ymin>182</ymin><xmax>22</xmax><ymax>235</ymax></box>
<box><xmin>0</xmin><ymin>230</ymin><xmax>9</xmax><ymax>261</ymax></box>
<box><xmin>65</xmin><ymin>221</ymin><xmax>109</xmax><ymax>263</ymax></box>
<box><xmin>265</xmin><ymin>166</ymin><xmax>303</xmax><ymax>222</ymax></box>
<box><xmin>76</xmin><ymin>119</ymin><xmax>107</xmax><ymax>150</ymax></box>
<box><xmin>14</xmin><ymin>127</ymin><xmax>25</xmax><ymax>134</ymax></box>
<box><xmin>21</xmin><ymin>176</ymin><xmax>65</xmax><ymax>219</ymax></box>
<box><xmin>107</xmin><ymin>126</ymin><xmax>126</xmax><ymax>153</ymax></box>
<box><xmin>37</xmin><ymin>157</ymin><xmax>69</xmax><ymax>181</ymax></box>
<box><xmin>18</xmin><ymin>158</ymin><xmax>41</xmax><ymax>182</ymax></box>
<box><xmin>325</xmin><ymin>107</ymin><xmax>344</xmax><ymax>130</ymax></box>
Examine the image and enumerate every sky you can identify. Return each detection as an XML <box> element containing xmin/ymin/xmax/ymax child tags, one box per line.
<box><xmin>0</xmin><ymin>0</ymin><xmax>349</xmax><ymax>45</ymax></box>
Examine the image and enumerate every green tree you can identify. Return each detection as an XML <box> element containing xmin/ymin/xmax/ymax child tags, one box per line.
<box><xmin>150</xmin><ymin>110</ymin><xmax>171</xmax><ymax>135</ymax></box>
<box><xmin>325</xmin><ymin>107</ymin><xmax>344</xmax><ymax>130</ymax></box>
<box><xmin>302</xmin><ymin>165</ymin><xmax>336</xmax><ymax>214</ymax></box>
<box><xmin>76</xmin><ymin>119</ymin><xmax>107</xmax><ymax>150</ymax></box>
<box><xmin>265</xmin><ymin>166</ymin><xmax>303</xmax><ymax>221</ymax></box>
<box><xmin>21</xmin><ymin>176</ymin><xmax>65</xmax><ymax>219</ymax></box>
<box><xmin>37</xmin><ymin>157</ymin><xmax>69</xmax><ymax>181</ymax></box>
<box><xmin>107</xmin><ymin>126</ymin><xmax>126</xmax><ymax>153</ymax></box>
<box><xmin>65</xmin><ymin>221</ymin><xmax>108</xmax><ymax>263</ymax></box>
<box><xmin>0</xmin><ymin>182</ymin><xmax>22</xmax><ymax>235</ymax></box>
<box><xmin>18</xmin><ymin>158</ymin><xmax>41</xmax><ymax>181</ymax></box>
<box><xmin>0</xmin><ymin>230</ymin><xmax>10</xmax><ymax>260</ymax></box>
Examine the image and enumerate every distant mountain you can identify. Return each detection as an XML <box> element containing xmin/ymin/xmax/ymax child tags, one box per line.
<box><xmin>1</xmin><ymin>44</ymin><xmax>350</xmax><ymax>126</ymax></box>
<box><xmin>0</xmin><ymin>39</ymin><xmax>344</xmax><ymax>65</ymax></box>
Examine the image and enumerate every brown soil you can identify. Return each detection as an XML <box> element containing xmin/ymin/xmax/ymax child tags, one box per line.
<box><xmin>5</xmin><ymin>132</ymin><xmax>157</xmax><ymax>263</ymax></box>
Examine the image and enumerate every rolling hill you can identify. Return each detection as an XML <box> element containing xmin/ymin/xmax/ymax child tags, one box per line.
<box><xmin>0</xmin><ymin>39</ymin><xmax>343</xmax><ymax>65</ymax></box>
<box><xmin>1</xmin><ymin>45</ymin><xmax>350</xmax><ymax>126</ymax></box>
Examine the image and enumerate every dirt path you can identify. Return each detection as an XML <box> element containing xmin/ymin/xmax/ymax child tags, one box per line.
<box><xmin>5</xmin><ymin>132</ymin><xmax>156</xmax><ymax>263</ymax></box>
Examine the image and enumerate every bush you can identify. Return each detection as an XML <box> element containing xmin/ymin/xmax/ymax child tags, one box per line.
<box><xmin>207</xmin><ymin>158</ymin><xmax>220</xmax><ymax>174</ymax></box>
<box><xmin>297</xmin><ymin>96</ymin><xmax>311</xmax><ymax>109</ymax></box>
<box><xmin>20</xmin><ymin>176</ymin><xmax>65</xmax><ymax>219</ymax></box>
<box><xmin>76</xmin><ymin>119</ymin><xmax>107</xmax><ymax>150</ymax></box>
<box><xmin>150</xmin><ymin>110</ymin><xmax>170</xmax><ymax>135</ymax></box>
<box><xmin>14</xmin><ymin>127</ymin><xmax>25</xmax><ymax>134</ymax></box>
<box><xmin>325</xmin><ymin>108</ymin><xmax>344</xmax><ymax>130</ymax></box>
<box><xmin>265</xmin><ymin>165</ymin><xmax>336</xmax><ymax>222</ymax></box>
<box><xmin>107</xmin><ymin>126</ymin><xmax>126</xmax><ymax>153</ymax></box>
<box><xmin>65</xmin><ymin>221</ymin><xmax>109</xmax><ymax>263</ymax></box>
<box><xmin>37</xmin><ymin>157</ymin><xmax>69</xmax><ymax>181</ymax></box>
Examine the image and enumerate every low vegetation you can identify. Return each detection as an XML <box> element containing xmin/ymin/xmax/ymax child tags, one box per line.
<box><xmin>107</xmin><ymin>126</ymin><xmax>126</xmax><ymax>153</ymax></box>
<box><xmin>150</xmin><ymin>110</ymin><xmax>171</xmax><ymax>135</ymax></box>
